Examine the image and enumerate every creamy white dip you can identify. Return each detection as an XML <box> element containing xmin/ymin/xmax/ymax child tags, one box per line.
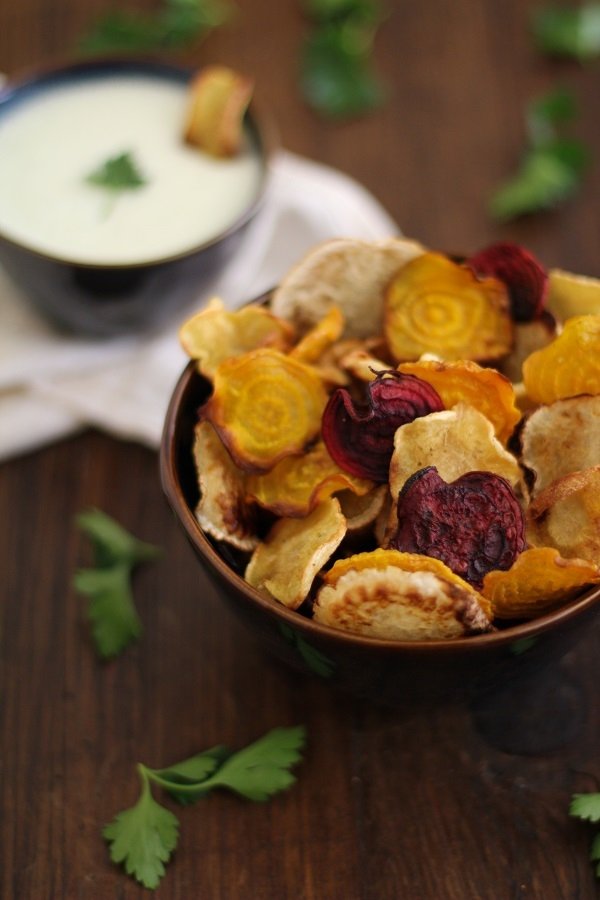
<box><xmin>0</xmin><ymin>75</ymin><xmax>264</xmax><ymax>265</ymax></box>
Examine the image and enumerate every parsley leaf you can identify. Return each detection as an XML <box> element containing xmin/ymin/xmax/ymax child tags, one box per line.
<box><xmin>532</xmin><ymin>3</ymin><xmax>600</xmax><ymax>61</ymax></box>
<box><xmin>570</xmin><ymin>792</ymin><xmax>600</xmax><ymax>879</ymax></box>
<box><xmin>489</xmin><ymin>88</ymin><xmax>588</xmax><ymax>221</ymax></box>
<box><xmin>103</xmin><ymin>767</ymin><xmax>179</xmax><ymax>890</ymax></box>
<box><xmin>104</xmin><ymin>727</ymin><xmax>306</xmax><ymax>889</ymax></box>
<box><xmin>300</xmin><ymin>0</ymin><xmax>386</xmax><ymax>120</ymax></box>
<box><xmin>74</xmin><ymin>509</ymin><xmax>161</xmax><ymax>659</ymax></box>
<box><xmin>79</xmin><ymin>0</ymin><xmax>232</xmax><ymax>55</ymax></box>
<box><xmin>85</xmin><ymin>152</ymin><xmax>147</xmax><ymax>193</ymax></box>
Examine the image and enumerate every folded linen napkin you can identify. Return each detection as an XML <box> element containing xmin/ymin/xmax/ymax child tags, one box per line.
<box><xmin>0</xmin><ymin>150</ymin><xmax>400</xmax><ymax>461</ymax></box>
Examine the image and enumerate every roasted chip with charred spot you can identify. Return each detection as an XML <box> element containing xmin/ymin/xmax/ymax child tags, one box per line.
<box><xmin>384</xmin><ymin>252</ymin><xmax>514</xmax><ymax>363</ymax></box>
<box><xmin>202</xmin><ymin>348</ymin><xmax>328</xmax><ymax>472</ymax></box>
<box><xmin>398</xmin><ymin>359</ymin><xmax>520</xmax><ymax>444</ymax></box>
<box><xmin>288</xmin><ymin>306</ymin><xmax>345</xmax><ymax>363</ymax></box>
<box><xmin>482</xmin><ymin>547</ymin><xmax>600</xmax><ymax>619</ymax></box>
<box><xmin>245</xmin><ymin>498</ymin><xmax>346</xmax><ymax>609</ymax></box>
<box><xmin>313</xmin><ymin>566</ymin><xmax>492</xmax><ymax>640</ymax></box>
<box><xmin>245</xmin><ymin>441</ymin><xmax>373</xmax><ymax>518</ymax></box>
<box><xmin>389</xmin><ymin>405</ymin><xmax>521</xmax><ymax>503</ymax></box>
<box><xmin>528</xmin><ymin>466</ymin><xmax>600</xmax><ymax>563</ymax></box>
<box><xmin>179</xmin><ymin>299</ymin><xmax>294</xmax><ymax>379</ymax></box>
<box><xmin>323</xmin><ymin>547</ymin><xmax>492</xmax><ymax>618</ymax></box>
<box><xmin>521</xmin><ymin>395</ymin><xmax>600</xmax><ymax>496</ymax></box>
<box><xmin>466</xmin><ymin>242</ymin><xmax>548</xmax><ymax>322</ymax></box>
<box><xmin>270</xmin><ymin>237</ymin><xmax>426</xmax><ymax>339</ymax></box>
<box><xmin>337</xmin><ymin>485</ymin><xmax>389</xmax><ymax>535</ymax></box>
<box><xmin>321</xmin><ymin>370</ymin><xmax>444</xmax><ymax>482</ymax></box>
<box><xmin>522</xmin><ymin>315</ymin><xmax>600</xmax><ymax>404</ymax></box>
<box><xmin>389</xmin><ymin>467</ymin><xmax>527</xmax><ymax>588</ymax></box>
<box><xmin>192</xmin><ymin>421</ymin><xmax>258</xmax><ymax>551</ymax></box>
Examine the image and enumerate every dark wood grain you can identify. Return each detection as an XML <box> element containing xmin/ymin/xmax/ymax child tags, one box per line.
<box><xmin>2</xmin><ymin>1</ymin><xmax>600</xmax><ymax>897</ymax></box>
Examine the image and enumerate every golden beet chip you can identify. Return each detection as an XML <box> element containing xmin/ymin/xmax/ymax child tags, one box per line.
<box><xmin>184</xmin><ymin>65</ymin><xmax>254</xmax><ymax>157</ymax></box>
<box><xmin>192</xmin><ymin>421</ymin><xmax>258</xmax><ymax>551</ymax></box>
<box><xmin>271</xmin><ymin>237</ymin><xmax>426</xmax><ymax>339</ymax></box>
<box><xmin>522</xmin><ymin>315</ymin><xmax>600</xmax><ymax>404</ymax></box>
<box><xmin>180</xmin><ymin>299</ymin><xmax>294</xmax><ymax>379</ymax></box>
<box><xmin>389</xmin><ymin>404</ymin><xmax>521</xmax><ymax>503</ymax></box>
<box><xmin>313</xmin><ymin>565</ymin><xmax>492</xmax><ymax>641</ymax></box>
<box><xmin>245</xmin><ymin>498</ymin><xmax>346</xmax><ymax>609</ymax></box>
<box><xmin>528</xmin><ymin>466</ymin><xmax>600</xmax><ymax>563</ymax></box>
<box><xmin>546</xmin><ymin>269</ymin><xmax>600</xmax><ymax>320</ymax></box>
<box><xmin>398</xmin><ymin>359</ymin><xmax>520</xmax><ymax>444</ymax></box>
<box><xmin>246</xmin><ymin>441</ymin><xmax>373</xmax><ymax>517</ymax></box>
<box><xmin>384</xmin><ymin>252</ymin><xmax>513</xmax><ymax>363</ymax></box>
<box><xmin>482</xmin><ymin>547</ymin><xmax>600</xmax><ymax>619</ymax></box>
<box><xmin>202</xmin><ymin>348</ymin><xmax>328</xmax><ymax>472</ymax></box>
<box><xmin>521</xmin><ymin>395</ymin><xmax>600</xmax><ymax>496</ymax></box>
<box><xmin>289</xmin><ymin>306</ymin><xmax>345</xmax><ymax>363</ymax></box>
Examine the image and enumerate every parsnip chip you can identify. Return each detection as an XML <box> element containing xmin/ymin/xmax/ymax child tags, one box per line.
<box><xmin>528</xmin><ymin>466</ymin><xmax>600</xmax><ymax>562</ymax></box>
<box><xmin>482</xmin><ymin>547</ymin><xmax>600</xmax><ymax>619</ymax></box>
<box><xmin>313</xmin><ymin>565</ymin><xmax>492</xmax><ymax>640</ymax></box>
<box><xmin>522</xmin><ymin>315</ymin><xmax>600</xmax><ymax>404</ymax></box>
<box><xmin>184</xmin><ymin>65</ymin><xmax>254</xmax><ymax>157</ymax></box>
<box><xmin>338</xmin><ymin>348</ymin><xmax>390</xmax><ymax>382</ymax></box>
<box><xmin>180</xmin><ymin>299</ymin><xmax>294</xmax><ymax>379</ymax></box>
<box><xmin>246</xmin><ymin>441</ymin><xmax>373</xmax><ymax>517</ymax></box>
<box><xmin>547</xmin><ymin>268</ymin><xmax>600</xmax><ymax>320</ymax></box>
<box><xmin>289</xmin><ymin>306</ymin><xmax>345</xmax><ymax>363</ymax></box>
<box><xmin>202</xmin><ymin>348</ymin><xmax>328</xmax><ymax>472</ymax></box>
<box><xmin>193</xmin><ymin>421</ymin><xmax>258</xmax><ymax>551</ymax></box>
<box><xmin>245</xmin><ymin>498</ymin><xmax>346</xmax><ymax>609</ymax></box>
<box><xmin>270</xmin><ymin>237</ymin><xmax>426</xmax><ymax>339</ymax></box>
<box><xmin>497</xmin><ymin>316</ymin><xmax>557</xmax><ymax>384</ymax></box>
<box><xmin>398</xmin><ymin>359</ymin><xmax>520</xmax><ymax>444</ymax></box>
<box><xmin>521</xmin><ymin>395</ymin><xmax>600</xmax><ymax>495</ymax></box>
<box><xmin>384</xmin><ymin>252</ymin><xmax>514</xmax><ymax>363</ymax></box>
<box><xmin>389</xmin><ymin>404</ymin><xmax>521</xmax><ymax>502</ymax></box>
<box><xmin>336</xmin><ymin>484</ymin><xmax>388</xmax><ymax>534</ymax></box>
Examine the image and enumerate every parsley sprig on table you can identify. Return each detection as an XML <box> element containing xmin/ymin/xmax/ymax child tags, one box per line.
<box><xmin>489</xmin><ymin>87</ymin><xmax>588</xmax><ymax>221</ymax></box>
<box><xmin>74</xmin><ymin>508</ymin><xmax>161</xmax><ymax>659</ymax></box>
<box><xmin>104</xmin><ymin>726</ymin><xmax>307</xmax><ymax>889</ymax></box>
<box><xmin>570</xmin><ymin>792</ymin><xmax>600</xmax><ymax>878</ymax></box>
<box><xmin>532</xmin><ymin>2</ymin><xmax>600</xmax><ymax>61</ymax></box>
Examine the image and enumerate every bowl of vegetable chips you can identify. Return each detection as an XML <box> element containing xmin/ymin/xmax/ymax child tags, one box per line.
<box><xmin>161</xmin><ymin>237</ymin><xmax>600</xmax><ymax>708</ymax></box>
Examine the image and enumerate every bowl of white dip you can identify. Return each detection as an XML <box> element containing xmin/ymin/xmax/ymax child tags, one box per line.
<box><xmin>0</xmin><ymin>58</ymin><xmax>271</xmax><ymax>336</ymax></box>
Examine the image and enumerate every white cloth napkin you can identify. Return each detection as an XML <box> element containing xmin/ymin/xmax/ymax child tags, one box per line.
<box><xmin>0</xmin><ymin>150</ymin><xmax>399</xmax><ymax>461</ymax></box>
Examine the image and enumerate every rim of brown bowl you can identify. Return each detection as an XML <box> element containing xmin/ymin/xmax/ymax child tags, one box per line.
<box><xmin>160</xmin><ymin>357</ymin><xmax>600</xmax><ymax>659</ymax></box>
<box><xmin>0</xmin><ymin>56</ymin><xmax>278</xmax><ymax>270</ymax></box>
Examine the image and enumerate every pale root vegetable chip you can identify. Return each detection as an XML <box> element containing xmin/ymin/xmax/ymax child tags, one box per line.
<box><xmin>184</xmin><ymin>65</ymin><xmax>254</xmax><ymax>157</ymax></box>
<box><xmin>497</xmin><ymin>316</ymin><xmax>557</xmax><ymax>385</ymax></box>
<box><xmin>313</xmin><ymin>565</ymin><xmax>492</xmax><ymax>640</ymax></box>
<box><xmin>202</xmin><ymin>348</ymin><xmax>328</xmax><ymax>472</ymax></box>
<box><xmin>270</xmin><ymin>237</ymin><xmax>426</xmax><ymax>339</ymax></box>
<box><xmin>245</xmin><ymin>498</ymin><xmax>346</xmax><ymax>609</ymax></box>
<box><xmin>288</xmin><ymin>306</ymin><xmax>345</xmax><ymax>363</ymax></box>
<box><xmin>528</xmin><ymin>466</ymin><xmax>600</xmax><ymax>562</ymax></box>
<box><xmin>521</xmin><ymin>395</ymin><xmax>600</xmax><ymax>496</ymax></box>
<box><xmin>388</xmin><ymin>404</ymin><xmax>521</xmax><ymax>503</ymax></box>
<box><xmin>180</xmin><ymin>299</ymin><xmax>294</xmax><ymax>379</ymax></box>
<box><xmin>482</xmin><ymin>547</ymin><xmax>600</xmax><ymax>619</ymax></box>
<box><xmin>245</xmin><ymin>441</ymin><xmax>373</xmax><ymax>517</ymax></box>
<box><xmin>398</xmin><ymin>359</ymin><xmax>520</xmax><ymax>444</ymax></box>
<box><xmin>384</xmin><ymin>253</ymin><xmax>514</xmax><ymax>363</ymax></box>
<box><xmin>522</xmin><ymin>315</ymin><xmax>600</xmax><ymax>404</ymax></box>
<box><xmin>546</xmin><ymin>268</ymin><xmax>600</xmax><ymax>320</ymax></box>
<box><xmin>337</xmin><ymin>484</ymin><xmax>389</xmax><ymax>534</ymax></box>
<box><xmin>193</xmin><ymin>421</ymin><xmax>258</xmax><ymax>551</ymax></box>
<box><xmin>338</xmin><ymin>347</ymin><xmax>391</xmax><ymax>382</ymax></box>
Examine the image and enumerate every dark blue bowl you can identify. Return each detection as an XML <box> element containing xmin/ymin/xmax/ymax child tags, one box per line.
<box><xmin>0</xmin><ymin>58</ymin><xmax>272</xmax><ymax>337</ymax></box>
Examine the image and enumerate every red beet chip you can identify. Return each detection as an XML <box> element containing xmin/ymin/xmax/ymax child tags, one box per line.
<box><xmin>322</xmin><ymin>371</ymin><xmax>443</xmax><ymax>482</ymax></box>
<box><xmin>467</xmin><ymin>242</ymin><xmax>548</xmax><ymax>323</ymax></box>
<box><xmin>389</xmin><ymin>466</ymin><xmax>526</xmax><ymax>587</ymax></box>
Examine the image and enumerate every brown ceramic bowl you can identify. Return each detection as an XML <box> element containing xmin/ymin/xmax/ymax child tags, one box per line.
<box><xmin>0</xmin><ymin>58</ymin><xmax>272</xmax><ymax>337</ymax></box>
<box><xmin>160</xmin><ymin>309</ymin><xmax>600</xmax><ymax>712</ymax></box>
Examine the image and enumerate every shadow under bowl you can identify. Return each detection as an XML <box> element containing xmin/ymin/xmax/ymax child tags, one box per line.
<box><xmin>160</xmin><ymin>361</ymin><xmax>600</xmax><ymax>714</ymax></box>
<box><xmin>0</xmin><ymin>58</ymin><xmax>272</xmax><ymax>337</ymax></box>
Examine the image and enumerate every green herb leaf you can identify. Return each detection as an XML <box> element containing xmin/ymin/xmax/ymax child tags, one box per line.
<box><xmin>570</xmin><ymin>792</ymin><xmax>600</xmax><ymax>823</ymax></box>
<box><xmin>79</xmin><ymin>0</ymin><xmax>233</xmax><ymax>55</ymax></box>
<box><xmin>532</xmin><ymin>3</ymin><xmax>600</xmax><ymax>61</ymax></box>
<box><xmin>197</xmin><ymin>725</ymin><xmax>307</xmax><ymax>801</ymax></box>
<box><xmin>103</xmin><ymin>768</ymin><xmax>179</xmax><ymax>890</ymax></box>
<box><xmin>526</xmin><ymin>86</ymin><xmax>578</xmax><ymax>145</ymax></box>
<box><xmin>148</xmin><ymin>746</ymin><xmax>232</xmax><ymax>804</ymax></box>
<box><xmin>85</xmin><ymin>152</ymin><xmax>147</xmax><ymax>194</ymax></box>
<box><xmin>76</xmin><ymin>508</ymin><xmax>161</xmax><ymax>567</ymax></box>
<box><xmin>591</xmin><ymin>832</ymin><xmax>600</xmax><ymax>873</ymax></box>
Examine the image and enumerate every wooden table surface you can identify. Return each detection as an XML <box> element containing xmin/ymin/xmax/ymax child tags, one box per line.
<box><xmin>2</xmin><ymin>1</ymin><xmax>600</xmax><ymax>897</ymax></box>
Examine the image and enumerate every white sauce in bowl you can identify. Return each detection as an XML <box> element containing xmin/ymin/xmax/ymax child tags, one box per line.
<box><xmin>0</xmin><ymin>74</ymin><xmax>265</xmax><ymax>265</ymax></box>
